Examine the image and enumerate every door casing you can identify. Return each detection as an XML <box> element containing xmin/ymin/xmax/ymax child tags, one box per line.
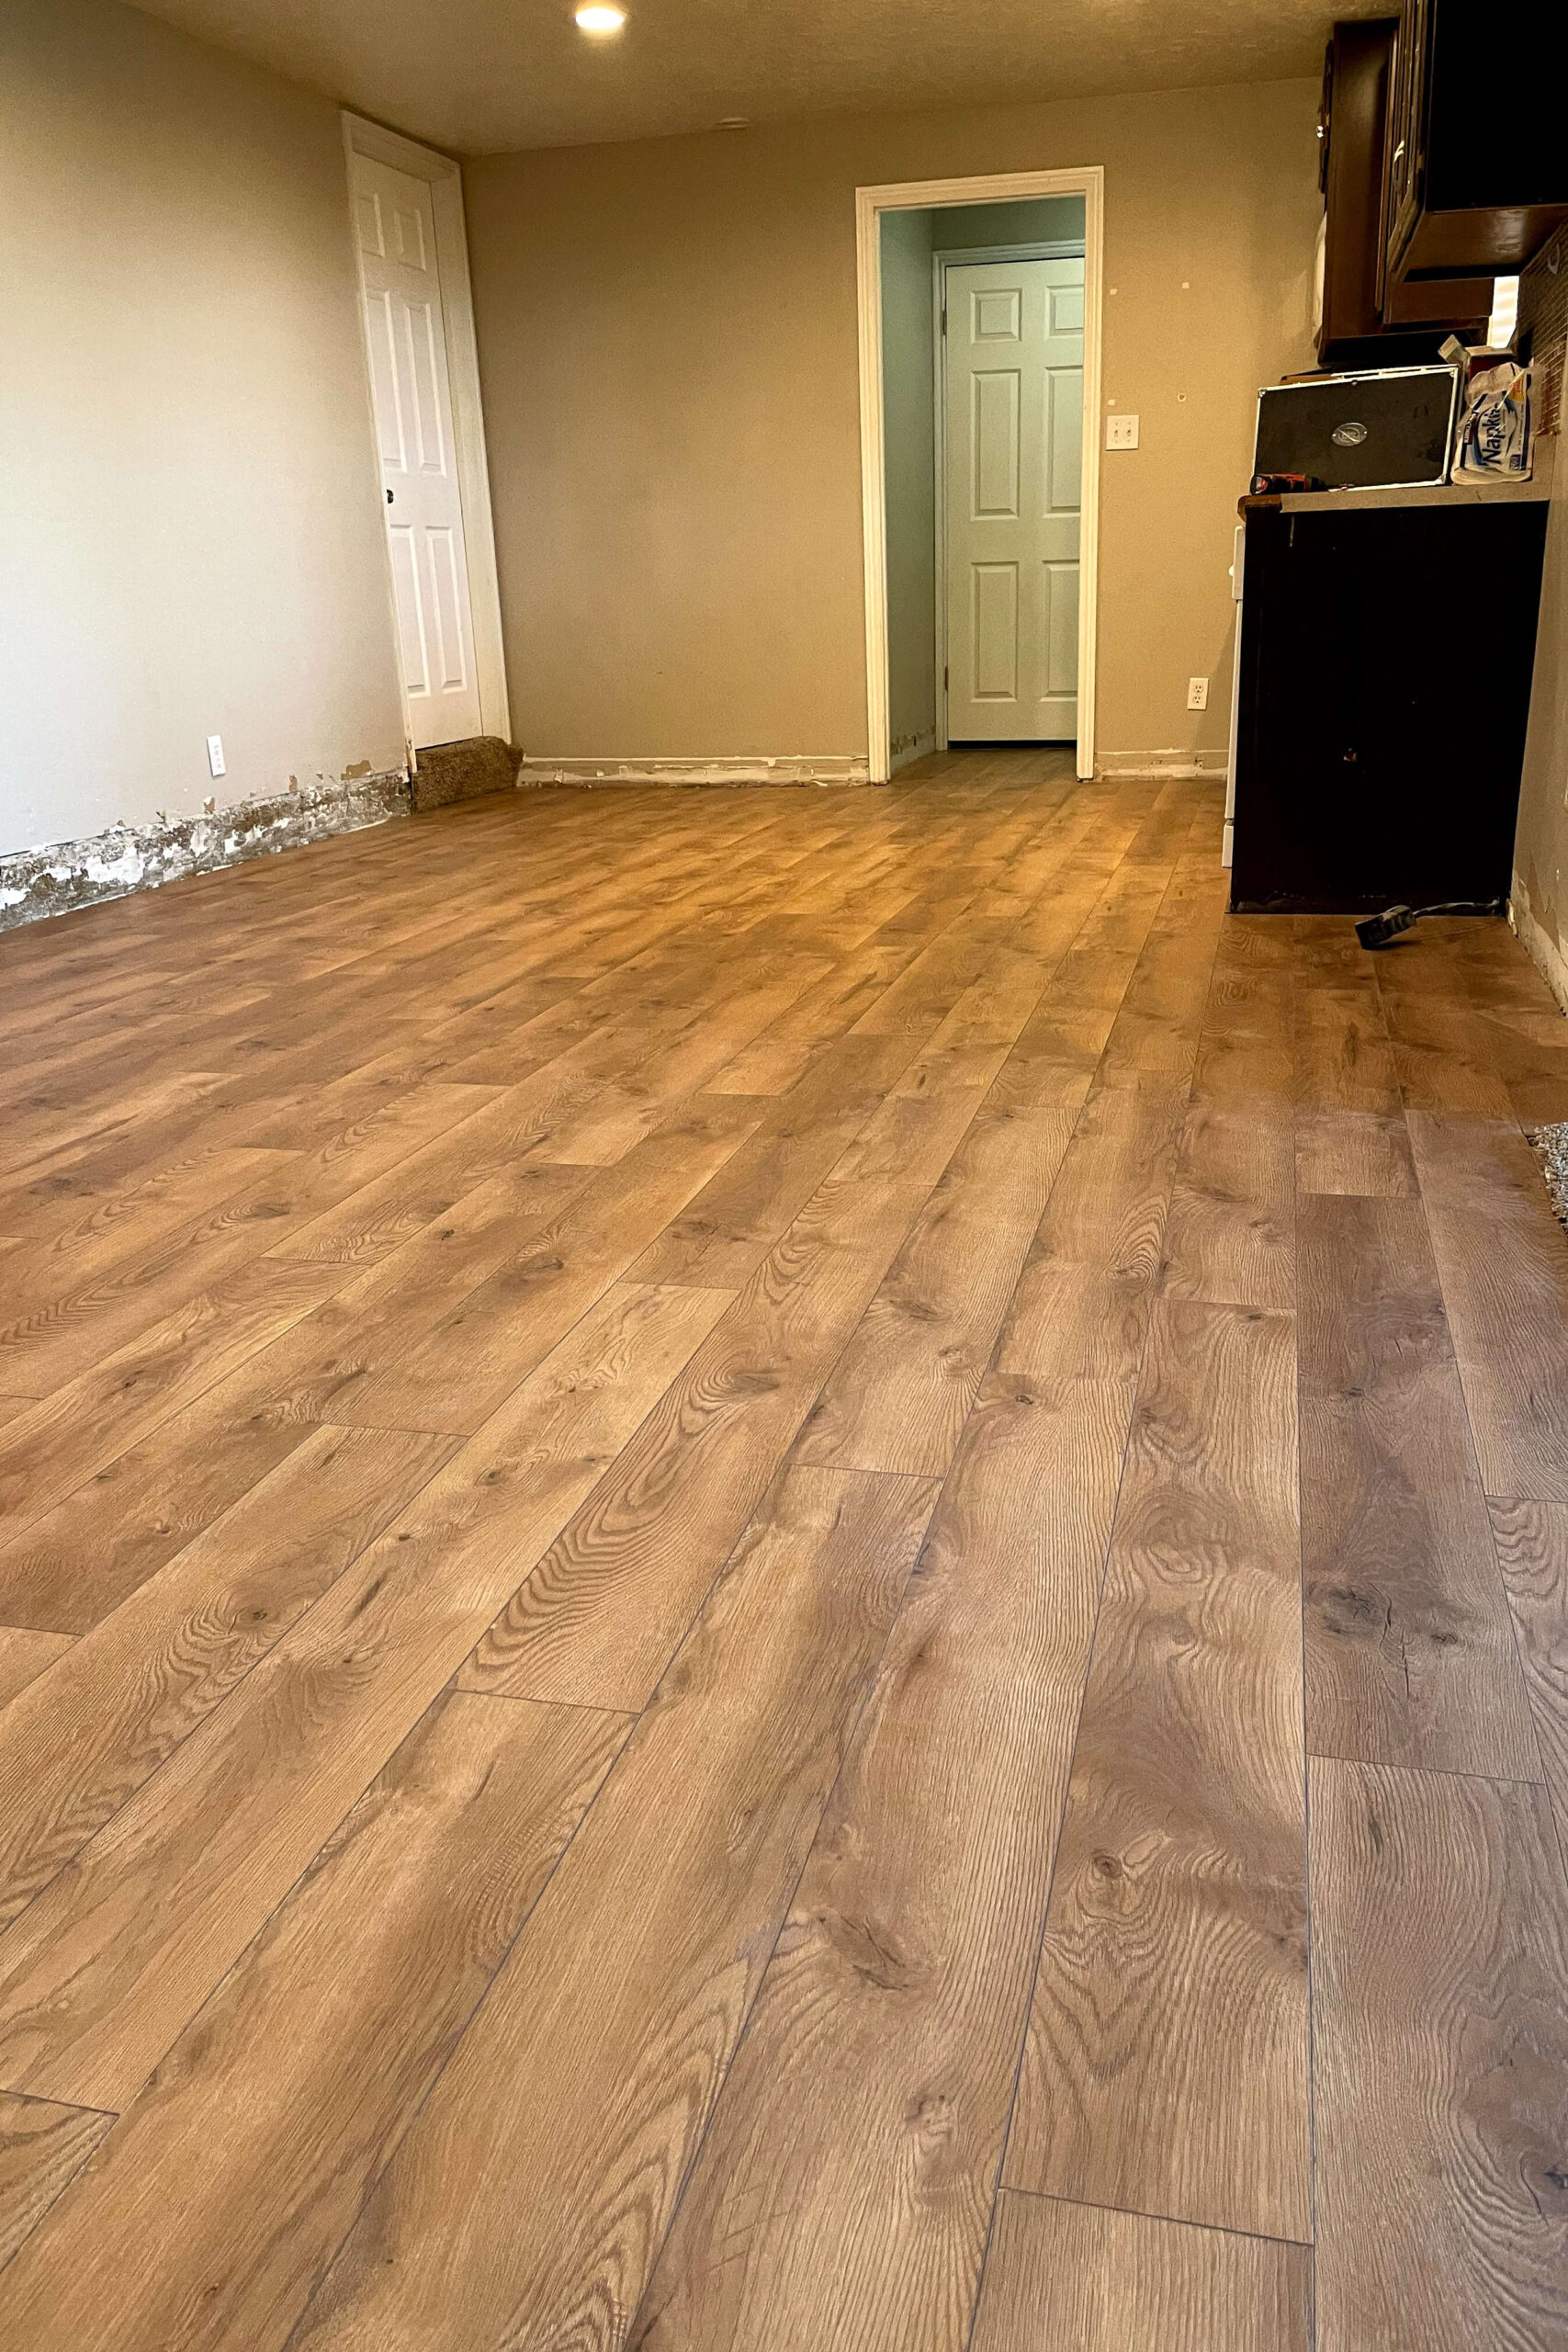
<box><xmin>342</xmin><ymin>113</ymin><xmax>510</xmax><ymax>764</ymax></box>
<box><xmin>855</xmin><ymin>169</ymin><xmax>1105</xmax><ymax>783</ymax></box>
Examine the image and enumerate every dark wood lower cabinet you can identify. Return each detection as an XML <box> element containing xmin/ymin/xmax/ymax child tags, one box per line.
<box><xmin>1231</xmin><ymin>498</ymin><xmax>1549</xmax><ymax>914</ymax></box>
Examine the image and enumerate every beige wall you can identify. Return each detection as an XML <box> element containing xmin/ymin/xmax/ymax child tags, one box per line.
<box><xmin>464</xmin><ymin>79</ymin><xmax>1320</xmax><ymax>766</ymax></box>
<box><xmin>0</xmin><ymin>0</ymin><xmax>404</xmax><ymax>858</ymax></box>
<box><xmin>1513</xmin><ymin>450</ymin><xmax>1568</xmax><ymax>1007</ymax></box>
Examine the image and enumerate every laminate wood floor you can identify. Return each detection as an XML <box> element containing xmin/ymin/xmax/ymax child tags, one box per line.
<box><xmin>2</xmin><ymin>748</ymin><xmax>1567</xmax><ymax>2349</ymax></box>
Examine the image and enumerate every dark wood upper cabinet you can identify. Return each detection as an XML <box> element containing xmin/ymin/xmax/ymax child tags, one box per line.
<box><xmin>1317</xmin><ymin>15</ymin><xmax>1489</xmax><ymax>366</ymax></box>
<box><xmin>1382</xmin><ymin>0</ymin><xmax>1568</xmax><ymax>289</ymax></box>
<box><xmin>1319</xmin><ymin>19</ymin><xmax>1397</xmax><ymax>353</ymax></box>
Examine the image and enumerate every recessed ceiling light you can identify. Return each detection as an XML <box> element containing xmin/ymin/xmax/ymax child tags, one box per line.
<box><xmin>574</xmin><ymin>4</ymin><xmax>626</xmax><ymax>31</ymax></box>
<box><xmin>716</xmin><ymin>117</ymin><xmax>751</xmax><ymax>130</ymax></box>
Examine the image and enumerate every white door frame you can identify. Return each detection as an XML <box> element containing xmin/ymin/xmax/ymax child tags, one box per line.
<box><xmin>931</xmin><ymin>237</ymin><xmax>1086</xmax><ymax>752</ymax></box>
<box><xmin>855</xmin><ymin>168</ymin><xmax>1105</xmax><ymax>782</ymax></box>
<box><xmin>342</xmin><ymin>112</ymin><xmax>511</xmax><ymax>754</ymax></box>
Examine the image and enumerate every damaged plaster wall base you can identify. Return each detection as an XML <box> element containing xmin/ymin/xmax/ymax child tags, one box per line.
<box><xmin>1511</xmin><ymin>871</ymin><xmax>1568</xmax><ymax>1018</ymax></box>
<box><xmin>1095</xmin><ymin>749</ymin><xmax>1231</xmax><ymax>780</ymax></box>
<box><xmin>514</xmin><ymin>754</ymin><xmax>873</xmax><ymax>788</ymax></box>
<box><xmin>1529</xmin><ymin>1125</ymin><xmax>1568</xmax><ymax>1228</ymax></box>
<box><xmin>0</xmin><ymin>770</ymin><xmax>411</xmax><ymax>933</ymax></box>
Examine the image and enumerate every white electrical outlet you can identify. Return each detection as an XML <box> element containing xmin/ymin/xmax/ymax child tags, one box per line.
<box><xmin>206</xmin><ymin>734</ymin><xmax>226</xmax><ymax>778</ymax></box>
<box><xmin>1187</xmin><ymin>677</ymin><xmax>1209</xmax><ymax>711</ymax></box>
<box><xmin>1105</xmin><ymin>413</ymin><xmax>1140</xmax><ymax>450</ymax></box>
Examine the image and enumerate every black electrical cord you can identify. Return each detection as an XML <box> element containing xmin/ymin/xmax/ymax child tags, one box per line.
<box><xmin>1355</xmin><ymin>897</ymin><xmax>1506</xmax><ymax>948</ymax></box>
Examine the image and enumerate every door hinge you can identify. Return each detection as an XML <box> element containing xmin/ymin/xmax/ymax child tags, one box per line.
<box><xmin>943</xmin><ymin>665</ymin><xmax>949</xmax><ymax>691</ymax></box>
<box><xmin>941</xmin><ymin>305</ymin><xmax>947</xmax><ymax>336</ymax></box>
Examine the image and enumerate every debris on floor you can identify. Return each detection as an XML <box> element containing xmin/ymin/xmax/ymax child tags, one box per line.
<box><xmin>1528</xmin><ymin>1123</ymin><xmax>1568</xmax><ymax>1227</ymax></box>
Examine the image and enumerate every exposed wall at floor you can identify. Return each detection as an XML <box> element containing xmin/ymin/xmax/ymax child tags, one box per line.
<box><xmin>0</xmin><ymin>0</ymin><xmax>406</xmax><ymax>863</ymax></box>
<box><xmin>881</xmin><ymin>209</ymin><xmax>938</xmax><ymax>772</ymax></box>
<box><xmin>463</xmin><ymin>80</ymin><xmax>1320</xmax><ymax>770</ymax></box>
<box><xmin>1513</xmin><ymin>442</ymin><xmax>1568</xmax><ymax>1010</ymax></box>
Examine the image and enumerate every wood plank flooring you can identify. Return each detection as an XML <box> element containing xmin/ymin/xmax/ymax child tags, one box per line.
<box><xmin>1</xmin><ymin>748</ymin><xmax>1567</xmax><ymax>2346</ymax></box>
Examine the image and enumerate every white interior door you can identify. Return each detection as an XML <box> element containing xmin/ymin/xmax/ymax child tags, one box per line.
<box><xmin>353</xmin><ymin>153</ymin><xmax>483</xmax><ymax>749</ymax></box>
<box><xmin>943</xmin><ymin>255</ymin><xmax>1084</xmax><ymax>742</ymax></box>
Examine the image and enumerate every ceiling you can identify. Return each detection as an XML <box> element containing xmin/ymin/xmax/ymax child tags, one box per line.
<box><xmin>131</xmin><ymin>0</ymin><xmax>1356</xmax><ymax>156</ymax></box>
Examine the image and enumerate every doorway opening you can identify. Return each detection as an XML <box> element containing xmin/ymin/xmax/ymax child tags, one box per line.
<box><xmin>856</xmin><ymin>171</ymin><xmax>1104</xmax><ymax>782</ymax></box>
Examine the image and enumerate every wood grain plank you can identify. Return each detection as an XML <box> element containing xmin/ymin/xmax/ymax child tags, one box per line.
<box><xmin>0</xmin><ymin>1280</ymin><xmax>731</xmax><ymax>2110</ymax></box>
<box><xmin>528</xmin><ymin>956</ymin><xmax>829</xmax><ymax>1164</ymax></box>
<box><xmin>223</xmin><ymin>1157</ymin><xmax>602</xmax><ymax>1429</ymax></box>
<box><xmin>457</xmin><ymin>1165</ymin><xmax>927</xmax><ymax>1711</ymax></box>
<box><xmin>1295</xmin><ymin>1107</ymin><xmax>1417</xmax><ymax>1196</ymax></box>
<box><xmin>703</xmin><ymin>944</ymin><xmax>920</xmax><ymax>1096</ymax></box>
<box><xmin>0</xmin><ymin>1423</ymin><xmax>457</xmax><ymax>1928</ymax></box>
<box><xmin>0</xmin><ymin>2092</ymin><xmax>115</xmax><ymax>2276</ymax></box>
<box><xmin>1311</xmin><ymin>1756</ymin><xmax>1568</xmax><ymax>2350</ymax></box>
<box><xmin>272</xmin><ymin>1093</ymin><xmax>762</xmax><ymax>1434</ymax></box>
<box><xmin>967</xmin><ymin>2192</ymin><xmax>1311</xmax><ymax>2352</ymax></box>
<box><xmin>1409</xmin><ymin>1114</ymin><xmax>1568</xmax><ymax>1501</ymax></box>
<box><xmin>1008</xmin><ymin>1297</ymin><xmax>1310</xmax><ymax>2243</ymax></box>
<box><xmin>286</xmin><ymin>1464</ymin><xmax>936</xmax><ymax>2352</ymax></box>
<box><xmin>0</xmin><ymin>1259</ymin><xmax>345</xmax><ymax>1535</ymax></box>
<box><xmin>0</xmin><ymin>1364</ymin><xmax>321</xmax><ymax>1635</ymax></box>
<box><xmin>627</xmin><ymin>1204</ymin><xmax>1156</xmax><ymax>2352</ymax></box>
<box><xmin>1028</xmin><ymin>1076</ymin><xmax>1187</xmax><ymax>1277</ymax></box>
<box><xmin>0</xmin><ymin>1085</ymin><xmax>504</xmax><ymax>1393</ymax></box>
<box><xmin>1375</xmin><ymin>964</ymin><xmax>1519</xmax><ymax>1118</ymax></box>
<box><xmin>256</xmin><ymin>1072</ymin><xmax>608</xmax><ymax>1268</ymax></box>
<box><xmin>0</xmin><ymin>1075</ymin><xmax>239</xmax><ymax>1233</ymax></box>
<box><xmin>1289</xmin><ymin>922</ymin><xmax>1416</xmax><ymax>1201</ymax></box>
<box><xmin>0</xmin><ymin>1691</ymin><xmax>626</xmax><ymax>2352</ymax></box>
<box><xmin>628</xmin><ymin>1031</ymin><xmax>918</xmax><ymax>1289</ymax></box>
<box><xmin>1491</xmin><ymin>1498</ymin><xmax>1568</xmax><ymax>1850</ymax></box>
<box><xmin>0</xmin><ymin>1631</ymin><xmax>73</xmax><ymax>1712</ymax></box>
<box><xmin>1159</xmin><ymin>1102</ymin><xmax>1295</xmax><ymax>1309</ymax></box>
<box><xmin>0</xmin><ymin>1146</ymin><xmax>287</xmax><ymax>1277</ymax></box>
<box><xmin>1300</xmin><ymin>1193</ymin><xmax>1539</xmax><ymax>1777</ymax></box>
<box><xmin>795</xmin><ymin>1102</ymin><xmax>1072</xmax><ymax>1477</ymax></box>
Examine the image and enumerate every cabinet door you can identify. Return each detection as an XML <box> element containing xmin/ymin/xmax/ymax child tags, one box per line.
<box><xmin>1320</xmin><ymin>19</ymin><xmax>1396</xmax><ymax>356</ymax></box>
<box><xmin>1231</xmin><ymin>503</ymin><xmax>1546</xmax><ymax>913</ymax></box>
<box><xmin>1380</xmin><ymin>0</ymin><xmax>1430</xmax><ymax>299</ymax></box>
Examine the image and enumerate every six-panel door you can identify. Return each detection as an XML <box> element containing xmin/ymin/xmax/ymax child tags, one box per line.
<box><xmin>943</xmin><ymin>255</ymin><xmax>1085</xmax><ymax>744</ymax></box>
<box><xmin>354</xmin><ymin>153</ymin><xmax>483</xmax><ymax>750</ymax></box>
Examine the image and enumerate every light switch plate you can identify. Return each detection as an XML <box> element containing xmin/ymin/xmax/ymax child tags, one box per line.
<box><xmin>1106</xmin><ymin>413</ymin><xmax>1140</xmax><ymax>450</ymax></box>
<box><xmin>207</xmin><ymin>735</ymin><xmax>226</xmax><ymax>778</ymax></box>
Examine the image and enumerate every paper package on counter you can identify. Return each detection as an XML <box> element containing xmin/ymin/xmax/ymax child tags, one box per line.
<box><xmin>1454</xmin><ymin>362</ymin><xmax>1533</xmax><ymax>481</ymax></box>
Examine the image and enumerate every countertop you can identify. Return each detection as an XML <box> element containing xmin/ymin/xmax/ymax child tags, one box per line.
<box><xmin>1239</xmin><ymin>435</ymin><xmax>1555</xmax><ymax>517</ymax></box>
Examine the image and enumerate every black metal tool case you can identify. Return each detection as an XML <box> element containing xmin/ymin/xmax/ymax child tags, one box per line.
<box><xmin>1229</xmin><ymin>484</ymin><xmax>1550</xmax><ymax>914</ymax></box>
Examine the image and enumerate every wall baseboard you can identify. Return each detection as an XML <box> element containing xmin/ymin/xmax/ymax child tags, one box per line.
<box><xmin>1512</xmin><ymin>871</ymin><xmax>1568</xmax><ymax>1018</ymax></box>
<box><xmin>0</xmin><ymin>768</ymin><xmax>410</xmax><ymax>933</ymax></box>
<box><xmin>1094</xmin><ymin>748</ymin><xmax>1230</xmax><ymax>779</ymax></box>
<box><xmin>515</xmin><ymin>754</ymin><xmax>873</xmax><ymax>788</ymax></box>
